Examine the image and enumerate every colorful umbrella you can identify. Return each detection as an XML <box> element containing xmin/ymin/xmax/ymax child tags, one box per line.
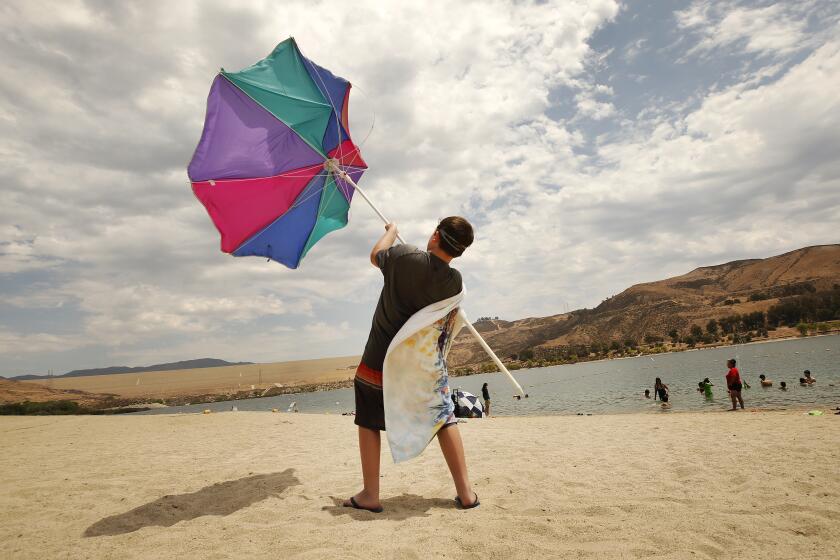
<box><xmin>187</xmin><ymin>37</ymin><xmax>367</xmax><ymax>268</ymax></box>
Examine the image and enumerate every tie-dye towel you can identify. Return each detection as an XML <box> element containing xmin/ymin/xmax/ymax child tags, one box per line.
<box><xmin>383</xmin><ymin>291</ymin><xmax>465</xmax><ymax>463</ymax></box>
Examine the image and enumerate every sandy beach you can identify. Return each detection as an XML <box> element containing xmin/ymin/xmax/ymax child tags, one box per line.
<box><xmin>1</xmin><ymin>409</ymin><xmax>838</xmax><ymax>559</ymax></box>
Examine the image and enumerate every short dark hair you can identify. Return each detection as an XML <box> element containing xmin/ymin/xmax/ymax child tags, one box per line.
<box><xmin>437</xmin><ymin>216</ymin><xmax>474</xmax><ymax>257</ymax></box>
<box><xmin>728</xmin><ymin>358</ymin><xmax>736</xmax><ymax>366</ymax></box>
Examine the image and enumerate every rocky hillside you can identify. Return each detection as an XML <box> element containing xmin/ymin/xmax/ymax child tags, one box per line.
<box><xmin>0</xmin><ymin>378</ymin><xmax>109</xmax><ymax>405</ymax></box>
<box><xmin>449</xmin><ymin>244</ymin><xmax>840</xmax><ymax>367</ymax></box>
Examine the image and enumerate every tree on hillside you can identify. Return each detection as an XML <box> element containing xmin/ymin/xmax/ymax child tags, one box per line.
<box><xmin>742</xmin><ymin>311</ymin><xmax>766</xmax><ymax>331</ymax></box>
<box><xmin>690</xmin><ymin>324</ymin><xmax>703</xmax><ymax>339</ymax></box>
<box><xmin>706</xmin><ymin>319</ymin><xmax>718</xmax><ymax>335</ymax></box>
<box><xmin>719</xmin><ymin>315</ymin><xmax>741</xmax><ymax>334</ymax></box>
<box><xmin>766</xmin><ymin>287</ymin><xmax>840</xmax><ymax>327</ymax></box>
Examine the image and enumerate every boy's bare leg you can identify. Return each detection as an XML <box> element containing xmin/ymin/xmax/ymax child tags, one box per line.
<box><xmin>343</xmin><ymin>426</ymin><xmax>382</xmax><ymax>509</ymax></box>
<box><xmin>437</xmin><ymin>425</ymin><xmax>477</xmax><ymax>505</ymax></box>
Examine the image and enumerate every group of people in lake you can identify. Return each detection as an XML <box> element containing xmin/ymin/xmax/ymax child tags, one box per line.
<box><xmin>644</xmin><ymin>359</ymin><xmax>819</xmax><ymax>411</ymax></box>
<box><xmin>756</xmin><ymin>369</ymin><xmax>817</xmax><ymax>388</ymax></box>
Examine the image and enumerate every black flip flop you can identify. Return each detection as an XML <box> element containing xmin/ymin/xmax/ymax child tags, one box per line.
<box><xmin>345</xmin><ymin>496</ymin><xmax>383</xmax><ymax>513</ymax></box>
<box><xmin>454</xmin><ymin>492</ymin><xmax>480</xmax><ymax>509</ymax></box>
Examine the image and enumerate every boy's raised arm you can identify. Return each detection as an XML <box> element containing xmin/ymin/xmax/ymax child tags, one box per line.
<box><xmin>370</xmin><ymin>222</ymin><xmax>399</xmax><ymax>268</ymax></box>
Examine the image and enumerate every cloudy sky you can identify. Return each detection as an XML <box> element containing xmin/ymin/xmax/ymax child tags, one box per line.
<box><xmin>2</xmin><ymin>0</ymin><xmax>839</xmax><ymax>376</ymax></box>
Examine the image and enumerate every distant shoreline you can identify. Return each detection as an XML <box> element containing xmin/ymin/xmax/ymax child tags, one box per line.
<box><xmin>119</xmin><ymin>332</ymin><xmax>840</xmax><ymax>410</ymax></box>
<box><xmin>452</xmin><ymin>331</ymin><xmax>840</xmax><ymax>376</ymax></box>
<box><xmin>6</xmin><ymin>333</ymin><xmax>836</xmax><ymax>412</ymax></box>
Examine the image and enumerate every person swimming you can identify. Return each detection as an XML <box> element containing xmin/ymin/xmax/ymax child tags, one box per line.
<box><xmin>759</xmin><ymin>374</ymin><xmax>773</xmax><ymax>387</ymax></box>
<box><xmin>804</xmin><ymin>370</ymin><xmax>816</xmax><ymax>384</ymax></box>
<box><xmin>799</xmin><ymin>377</ymin><xmax>808</xmax><ymax>386</ymax></box>
<box><xmin>779</xmin><ymin>381</ymin><xmax>787</xmax><ymax>391</ymax></box>
<box><xmin>644</xmin><ymin>389</ymin><xmax>651</xmax><ymax>399</ymax></box>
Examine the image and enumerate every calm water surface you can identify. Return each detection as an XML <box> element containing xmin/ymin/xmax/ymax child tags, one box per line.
<box><xmin>140</xmin><ymin>334</ymin><xmax>840</xmax><ymax>417</ymax></box>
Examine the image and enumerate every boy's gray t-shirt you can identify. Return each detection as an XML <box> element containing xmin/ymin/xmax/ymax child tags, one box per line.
<box><xmin>361</xmin><ymin>244</ymin><xmax>462</xmax><ymax>372</ymax></box>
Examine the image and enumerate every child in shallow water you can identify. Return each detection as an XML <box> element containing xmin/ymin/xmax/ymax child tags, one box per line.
<box><xmin>779</xmin><ymin>381</ymin><xmax>787</xmax><ymax>391</ymax></box>
<box><xmin>702</xmin><ymin>378</ymin><xmax>714</xmax><ymax>399</ymax></box>
<box><xmin>759</xmin><ymin>374</ymin><xmax>773</xmax><ymax>387</ymax></box>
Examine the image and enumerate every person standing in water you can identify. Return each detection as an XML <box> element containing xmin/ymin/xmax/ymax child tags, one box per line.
<box><xmin>726</xmin><ymin>358</ymin><xmax>745</xmax><ymax>411</ymax></box>
<box><xmin>481</xmin><ymin>383</ymin><xmax>491</xmax><ymax>417</ymax></box>
<box><xmin>654</xmin><ymin>378</ymin><xmax>669</xmax><ymax>403</ymax></box>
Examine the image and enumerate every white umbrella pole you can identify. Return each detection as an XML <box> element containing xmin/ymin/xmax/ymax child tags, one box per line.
<box><xmin>329</xmin><ymin>163</ymin><xmax>525</xmax><ymax>397</ymax></box>
<box><xmin>458</xmin><ymin>309</ymin><xmax>526</xmax><ymax>397</ymax></box>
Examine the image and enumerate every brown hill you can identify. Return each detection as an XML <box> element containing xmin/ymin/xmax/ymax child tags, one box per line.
<box><xmin>0</xmin><ymin>378</ymin><xmax>110</xmax><ymax>406</ymax></box>
<box><xmin>449</xmin><ymin>244</ymin><xmax>840</xmax><ymax>367</ymax></box>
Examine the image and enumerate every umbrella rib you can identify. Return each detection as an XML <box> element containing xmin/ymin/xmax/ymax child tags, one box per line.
<box><xmin>219</xmin><ymin>73</ymin><xmax>328</xmax><ymax>160</ymax></box>
<box><xmin>233</xmin><ymin>170</ymin><xmax>332</xmax><ymax>254</ymax></box>
<box><xmin>192</xmin><ymin>163</ymin><xmax>325</xmax><ymax>185</ymax></box>
<box><xmin>298</xmin><ymin>171</ymin><xmax>343</xmax><ymax>255</ymax></box>
<box><xmin>295</xmin><ymin>41</ymin><xmax>349</xmax><ymax>164</ymax></box>
<box><xmin>288</xmin><ymin>170</ymin><xmax>335</xmax><ymax>210</ymax></box>
<box><xmin>224</xmin><ymin>72</ymin><xmax>332</xmax><ymax>109</ymax></box>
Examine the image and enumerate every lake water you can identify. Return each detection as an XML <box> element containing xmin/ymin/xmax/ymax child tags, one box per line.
<box><xmin>139</xmin><ymin>334</ymin><xmax>840</xmax><ymax>417</ymax></box>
